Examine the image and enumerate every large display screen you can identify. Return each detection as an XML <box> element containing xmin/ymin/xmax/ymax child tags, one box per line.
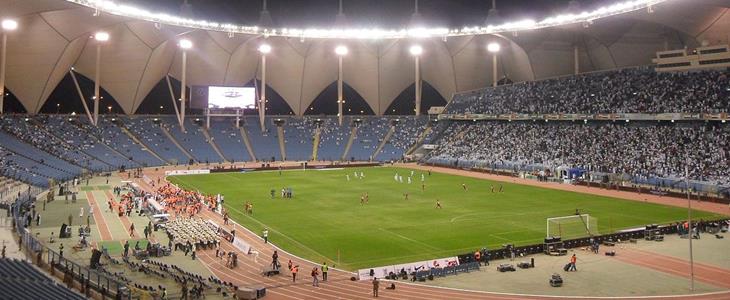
<box><xmin>206</xmin><ymin>86</ymin><xmax>256</xmax><ymax>109</ymax></box>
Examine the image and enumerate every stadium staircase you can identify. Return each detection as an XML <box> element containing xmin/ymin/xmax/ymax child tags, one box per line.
<box><xmin>406</xmin><ymin>125</ymin><xmax>432</xmax><ymax>156</ymax></box>
<box><xmin>341</xmin><ymin>126</ymin><xmax>357</xmax><ymax>161</ymax></box>
<box><xmin>159</xmin><ymin>125</ymin><xmax>196</xmax><ymax>163</ymax></box>
<box><xmin>201</xmin><ymin>127</ymin><xmax>229</xmax><ymax>162</ymax></box>
<box><xmin>277</xmin><ymin>125</ymin><xmax>287</xmax><ymax>161</ymax></box>
<box><xmin>312</xmin><ymin>127</ymin><xmax>321</xmax><ymax>160</ymax></box>
<box><xmin>372</xmin><ymin>125</ymin><xmax>396</xmax><ymax>160</ymax></box>
<box><xmin>118</xmin><ymin>126</ymin><xmax>168</xmax><ymax>164</ymax></box>
<box><xmin>239</xmin><ymin>127</ymin><xmax>257</xmax><ymax>161</ymax></box>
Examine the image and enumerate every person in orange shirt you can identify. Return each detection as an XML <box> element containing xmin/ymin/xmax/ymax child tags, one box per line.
<box><xmin>474</xmin><ymin>250</ymin><xmax>481</xmax><ymax>265</ymax></box>
<box><xmin>291</xmin><ymin>265</ymin><xmax>298</xmax><ymax>282</ymax></box>
<box><xmin>569</xmin><ymin>254</ymin><xmax>577</xmax><ymax>271</ymax></box>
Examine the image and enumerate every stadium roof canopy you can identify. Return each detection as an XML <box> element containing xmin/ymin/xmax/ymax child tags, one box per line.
<box><xmin>1</xmin><ymin>0</ymin><xmax>729</xmax><ymax>115</ymax></box>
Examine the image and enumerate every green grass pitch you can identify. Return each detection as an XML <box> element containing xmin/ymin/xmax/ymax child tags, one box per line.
<box><xmin>169</xmin><ymin>166</ymin><xmax>723</xmax><ymax>271</ymax></box>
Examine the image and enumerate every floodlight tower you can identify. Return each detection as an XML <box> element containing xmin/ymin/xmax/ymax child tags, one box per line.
<box><xmin>410</xmin><ymin>45</ymin><xmax>423</xmax><ymax>116</ymax></box>
<box><xmin>335</xmin><ymin>45</ymin><xmax>348</xmax><ymax>125</ymax></box>
<box><xmin>93</xmin><ymin>32</ymin><xmax>109</xmax><ymax>126</ymax></box>
<box><xmin>258</xmin><ymin>43</ymin><xmax>271</xmax><ymax>131</ymax></box>
<box><xmin>0</xmin><ymin>19</ymin><xmax>18</xmax><ymax>114</ymax></box>
<box><xmin>178</xmin><ymin>38</ymin><xmax>193</xmax><ymax>131</ymax></box>
<box><xmin>487</xmin><ymin>42</ymin><xmax>500</xmax><ymax>87</ymax></box>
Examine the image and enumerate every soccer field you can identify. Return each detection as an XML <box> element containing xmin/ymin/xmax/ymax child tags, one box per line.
<box><xmin>169</xmin><ymin>166</ymin><xmax>722</xmax><ymax>271</ymax></box>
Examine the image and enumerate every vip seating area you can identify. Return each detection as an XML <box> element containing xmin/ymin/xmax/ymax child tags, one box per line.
<box><xmin>0</xmin><ymin>259</ymin><xmax>86</xmax><ymax>300</ymax></box>
<box><xmin>445</xmin><ymin>68</ymin><xmax>730</xmax><ymax>115</ymax></box>
<box><xmin>424</xmin><ymin>121</ymin><xmax>730</xmax><ymax>188</ymax></box>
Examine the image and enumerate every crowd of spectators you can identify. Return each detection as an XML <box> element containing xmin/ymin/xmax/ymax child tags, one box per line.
<box><xmin>0</xmin><ymin>116</ymin><xmax>108</xmax><ymax>171</ymax></box>
<box><xmin>0</xmin><ymin>146</ymin><xmax>46</xmax><ymax>186</ymax></box>
<box><xmin>446</xmin><ymin>68</ymin><xmax>730</xmax><ymax>115</ymax></box>
<box><xmin>426</xmin><ymin>121</ymin><xmax>730</xmax><ymax>185</ymax></box>
<box><xmin>388</xmin><ymin>117</ymin><xmax>429</xmax><ymax>152</ymax></box>
<box><xmin>283</xmin><ymin>117</ymin><xmax>318</xmax><ymax>161</ymax></box>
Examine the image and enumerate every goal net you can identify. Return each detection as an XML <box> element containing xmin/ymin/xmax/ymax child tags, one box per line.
<box><xmin>546</xmin><ymin>214</ymin><xmax>598</xmax><ymax>240</ymax></box>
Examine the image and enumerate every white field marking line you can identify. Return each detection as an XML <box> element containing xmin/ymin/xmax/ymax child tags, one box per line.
<box><xmin>315</xmin><ymin>168</ymin><xmax>344</xmax><ymax>171</ymax></box>
<box><xmin>394</xmin><ymin>278</ymin><xmax>730</xmax><ymax>299</ymax></box>
<box><xmin>377</xmin><ymin>227</ymin><xmax>442</xmax><ymax>251</ymax></box>
<box><xmin>168</xmin><ymin>175</ymin><xmax>355</xmax><ymax>274</ymax></box>
<box><xmin>225</xmin><ymin>205</ymin><xmax>355</xmax><ymax>274</ymax></box>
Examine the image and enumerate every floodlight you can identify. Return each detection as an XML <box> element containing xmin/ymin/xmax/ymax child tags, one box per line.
<box><xmin>335</xmin><ymin>45</ymin><xmax>348</xmax><ymax>56</ymax></box>
<box><xmin>258</xmin><ymin>44</ymin><xmax>271</xmax><ymax>54</ymax></box>
<box><xmin>63</xmin><ymin>0</ymin><xmax>666</xmax><ymax>39</ymax></box>
<box><xmin>94</xmin><ymin>32</ymin><xmax>110</xmax><ymax>42</ymax></box>
<box><xmin>179</xmin><ymin>39</ymin><xmax>193</xmax><ymax>49</ymax></box>
<box><xmin>1</xmin><ymin>19</ymin><xmax>18</xmax><ymax>31</ymax></box>
<box><xmin>487</xmin><ymin>42</ymin><xmax>501</xmax><ymax>53</ymax></box>
<box><xmin>409</xmin><ymin>45</ymin><xmax>423</xmax><ymax>56</ymax></box>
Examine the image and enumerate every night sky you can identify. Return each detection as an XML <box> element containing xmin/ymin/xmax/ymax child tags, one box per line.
<box><xmin>125</xmin><ymin>0</ymin><xmax>605</xmax><ymax>29</ymax></box>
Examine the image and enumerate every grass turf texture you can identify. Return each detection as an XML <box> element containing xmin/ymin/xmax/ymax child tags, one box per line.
<box><xmin>98</xmin><ymin>240</ymin><xmax>149</xmax><ymax>256</ymax></box>
<box><xmin>169</xmin><ymin>167</ymin><xmax>724</xmax><ymax>271</ymax></box>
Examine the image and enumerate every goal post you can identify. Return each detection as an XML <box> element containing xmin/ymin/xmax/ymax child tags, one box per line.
<box><xmin>546</xmin><ymin>214</ymin><xmax>598</xmax><ymax>240</ymax></box>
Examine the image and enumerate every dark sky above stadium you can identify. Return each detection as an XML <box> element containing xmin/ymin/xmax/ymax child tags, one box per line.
<box><xmin>125</xmin><ymin>0</ymin><xmax>605</xmax><ymax>28</ymax></box>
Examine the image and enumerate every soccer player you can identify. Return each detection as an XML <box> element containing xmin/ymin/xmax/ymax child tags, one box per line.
<box><xmin>499</xmin><ymin>184</ymin><xmax>504</xmax><ymax>192</ymax></box>
<box><xmin>403</xmin><ymin>193</ymin><xmax>409</xmax><ymax>200</ymax></box>
<box><xmin>346</xmin><ymin>174</ymin><xmax>350</xmax><ymax>181</ymax></box>
<box><xmin>361</xmin><ymin>195</ymin><xmax>366</xmax><ymax>205</ymax></box>
<box><xmin>490</xmin><ymin>185</ymin><xmax>495</xmax><ymax>193</ymax></box>
<box><xmin>407</xmin><ymin>177</ymin><xmax>412</xmax><ymax>184</ymax></box>
<box><xmin>421</xmin><ymin>183</ymin><xmax>425</xmax><ymax>191</ymax></box>
<box><xmin>462</xmin><ymin>183</ymin><xmax>468</xmax><ymax>191</ymax></box>
<box><xmin>435</xmin><ymin>200</ymin><xmax>442</xmax><ymax>209</ymax></box>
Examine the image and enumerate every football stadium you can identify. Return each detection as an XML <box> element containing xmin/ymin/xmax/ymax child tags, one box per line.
<box><xmin>0</xmin><ymin>0</ymin><xmax>729</xmax><ymax>299</ymax></box>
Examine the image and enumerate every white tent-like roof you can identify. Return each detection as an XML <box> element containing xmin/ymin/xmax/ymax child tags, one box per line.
<box><xmin>1</xmin><ymin>0</ymin><xmax>729</xmax><ymax>115</ymax></box>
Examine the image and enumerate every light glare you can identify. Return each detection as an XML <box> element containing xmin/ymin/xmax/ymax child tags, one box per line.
<box><xmin>487</xmin><ymin>42</ymin><xmax>501</xmax><ymax>53</ymax></box>
<box><xmin>61</xmin><ymin>0</ymin><xmax>666</xmax><ymax>39</ymax></box>
<box><xmin>409</xmin><ymin>45</ymin><xmax>423</xmax><ymax>56</ymax></box>
<box><xmin>1</xmin><ymin>19</ymin><xmax>18</xmax><ymax>31</ymax></box>
<box><xmin>259</xmin><ymin>44</ymin><xmax>271</xmax><ymax>54</ymax></box>
<box><xmin>179</xmin><ymin>39</ymin><xmax>193</xmax><ymax>49</ymax></box>
<box><xmin>335</xmin><ymin>45</ymin><xmax>348</xmax><ymax>56</ymax></box>
<box><xmin>94</xmin><ymin>31</ymin><xmax>110</xmax><ymax>42</ymax></box>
